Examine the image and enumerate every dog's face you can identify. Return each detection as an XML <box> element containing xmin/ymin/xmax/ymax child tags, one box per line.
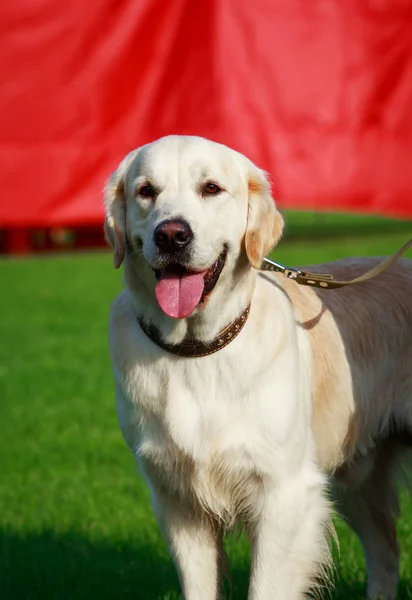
<box><xmin>105</xmin><ymin>136</ymin><xmax>283</xmax><ymax>319</ymax></box>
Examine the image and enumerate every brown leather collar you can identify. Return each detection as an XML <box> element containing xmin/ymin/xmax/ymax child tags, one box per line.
<box><xmin>138</xmin><ymin>305</ymin><xmax>250</xmax><ymax>358</ymax></box>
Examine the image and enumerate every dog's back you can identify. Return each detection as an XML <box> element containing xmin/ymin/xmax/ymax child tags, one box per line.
<box><xmin>275</xmin><ymin>257</ymin><xmax>412</xmax><ymax>469</ymax></box>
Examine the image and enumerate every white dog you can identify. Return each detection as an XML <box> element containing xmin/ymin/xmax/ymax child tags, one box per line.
<box><xmin>105</xmin><ymin>135</ymin><xmax>412</xmax><ymax>599</ymax></box>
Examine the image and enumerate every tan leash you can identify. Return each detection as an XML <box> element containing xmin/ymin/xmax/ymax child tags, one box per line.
<box><xmin>261</xmin><ymin>238</ymin><xmax>412</xmax><ymax>290</ymax></box>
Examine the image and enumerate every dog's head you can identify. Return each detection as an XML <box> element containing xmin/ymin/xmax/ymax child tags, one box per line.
<box><xmin>105</xmin><ymin>136</ymin><xmax>283</xmax><ymax>319</ymax></box>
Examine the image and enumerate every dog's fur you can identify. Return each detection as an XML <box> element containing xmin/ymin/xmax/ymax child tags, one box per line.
<box><xmin>106</xmin><ymin>135</ymin><xmax>412</xmax><ymax>599</ymax></box>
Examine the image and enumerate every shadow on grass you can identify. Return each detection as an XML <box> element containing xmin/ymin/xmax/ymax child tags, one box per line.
<box><xmin>1</xmin><ymin>529</ymin><xmax>411</xmax><ymax>600</ymax></box>
<box><xmin>0</xmin><ymin>529</ymin><xmax>179</xmax><ymax>600</ymax></box>
<box><xmin>332</xmin><ymin>576</ymin><xmax>412</xmax><ymax>600</ymax></box>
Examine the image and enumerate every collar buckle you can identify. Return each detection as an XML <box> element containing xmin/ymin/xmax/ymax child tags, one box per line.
<box><xmin>284</xmin><ymin>267</ymin><xmax>302</xmax><ymax>280</ymax></box>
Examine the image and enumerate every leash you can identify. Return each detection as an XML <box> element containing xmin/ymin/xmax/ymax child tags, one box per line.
<box><xmin>261</xmin><ymin>238</ymin><xmax>412</xmax><ymax>290</ymax></box>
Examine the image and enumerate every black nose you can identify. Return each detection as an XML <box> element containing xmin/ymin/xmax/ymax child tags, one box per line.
<box><xmin>153</xmin><ymin>219</ymin><xmax>194</xmax><ymax>253</ymax></box>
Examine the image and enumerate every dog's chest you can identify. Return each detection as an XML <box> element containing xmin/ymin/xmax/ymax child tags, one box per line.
<box><xmin>132</xmin><ymin>355</ymin><xmax>254</xmax><ymax>457</ymax></box>
<box><xmin>124</xmin><ymin>354</ymin><xmax>272</xmax><ymax>518</ymax></box>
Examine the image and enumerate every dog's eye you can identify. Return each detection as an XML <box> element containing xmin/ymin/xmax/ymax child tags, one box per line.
<box><xmin>203</xmin><ymin>183</ymin><xmax>222</xmax><ymax>195</ymax></box>
<box><xmin>138</xmin><ymin>184</ymin><xmax>155</xmax><ymax>198</ymax></box>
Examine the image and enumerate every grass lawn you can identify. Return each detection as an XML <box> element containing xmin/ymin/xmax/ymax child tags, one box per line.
<box><xmin>1</xmin><ymin>212</ymin><xmax>412</xmax><ymax>599</ymax></box>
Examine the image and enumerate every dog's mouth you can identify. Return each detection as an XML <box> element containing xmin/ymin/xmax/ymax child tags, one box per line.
<box><xmin>154</xmin><ymin>247</ymin><xmax>227</xmax><ymax>318</ymax></box>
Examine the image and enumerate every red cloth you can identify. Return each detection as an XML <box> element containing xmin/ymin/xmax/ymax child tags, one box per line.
<box><xmin>1</xmin><ymin>0</ymin><xmax>412</xmax><ymax>227</ymax></box>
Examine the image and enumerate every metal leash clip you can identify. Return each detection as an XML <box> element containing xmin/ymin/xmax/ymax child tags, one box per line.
<box><xmin>261</xmin><ymin>257</ymin><xmax>302</xmax><ymax>280</ymax></box>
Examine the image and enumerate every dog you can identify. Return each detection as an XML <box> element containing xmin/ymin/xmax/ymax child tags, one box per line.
<box><xmin>105</xmin><ymin>135</ymin><xmax>412</xmax><ymax>599</ymax></box>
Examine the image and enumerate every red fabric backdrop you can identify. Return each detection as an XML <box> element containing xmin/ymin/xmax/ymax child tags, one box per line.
<box><xmin>1</xmin><ymin>0</ymin><xmax>412</xmax><ymax>228</ymax></box>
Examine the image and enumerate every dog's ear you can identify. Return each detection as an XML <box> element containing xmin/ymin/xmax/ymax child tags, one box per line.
<box><xmin>104</xmin><ymin>151</ymin><xmax>139</xmax><ymax>269</ymax></box>
<box><xmin>245</xmin><ymin>169</ymin><xmax>284</xmax><ymax>269</ymax></box>
<box><xmin>104</xmin><ymin>176</ymin><xmax>126</xmax><ymax>269</ymax></box>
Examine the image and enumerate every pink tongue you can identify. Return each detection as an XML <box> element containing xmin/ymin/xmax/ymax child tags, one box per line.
<box><xmin>155</xmin><ymin>271</ymin><xmax>206</xmax><ymax>318</ymax></box>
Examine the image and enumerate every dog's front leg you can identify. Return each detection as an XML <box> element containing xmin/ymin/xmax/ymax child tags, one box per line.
<box><xmin>152</xmin><ymin>491</ymin><xmax>224</xmax><ymax>600</ymax></box>
<box><xmin>247</xmin><ymin>471</ymin><xmax>330</xmax><ymax>600</ymax></box>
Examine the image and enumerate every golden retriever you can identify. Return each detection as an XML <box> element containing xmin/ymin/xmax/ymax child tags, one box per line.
<box><xmin>105</xmin><ymin>135</ymin><xmax>412</xmax><ymax>599</ymax></box>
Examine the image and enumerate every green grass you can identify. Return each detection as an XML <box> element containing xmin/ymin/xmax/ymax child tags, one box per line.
<box><xmin>1</xmin><ymin>212</ymin><xmax>412</xmax><ymax>599</ymax></box>
<box><xmin>281</xmin><ymin>210</ymin><xmax>412</xmax><ymax>240</ymax></box>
